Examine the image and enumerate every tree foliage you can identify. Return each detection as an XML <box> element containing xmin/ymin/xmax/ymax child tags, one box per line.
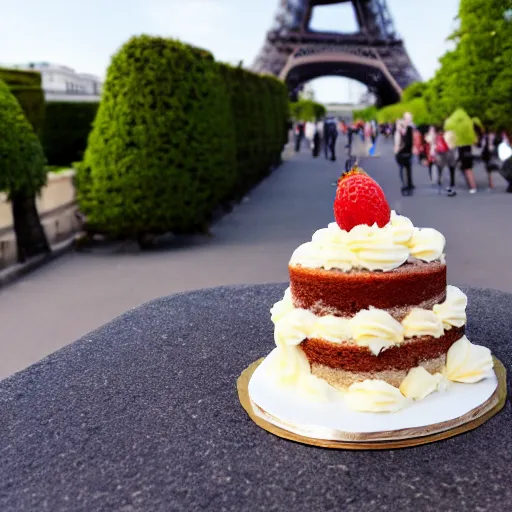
<box><xmin>289</xmin><ymin>99</ymin><xmax>326</xmax><ymax>121</ymax></box>
<box><xmin>377</xmin><ymin>98</ymin><xmax>431</xmax><ymax>126</ymax></box>
<box><xmin>367</xmin><ymin>0</ymin><xmax>512</xmax><ymax>131</ymax></box>
<box><xmin>401</xmin><ymin>82</ymin><xmax>427</xmax><ymax>102</ymax></box>
<box><xmin>0</xmin><ymin>80</ymin><xmax>47</xmax><ymax>195</ymax></box>
<box><xmin>0</xmin><ymin>79</ymin><xmax>49</xmax><ymax>260</ymax></box>
<box><xmin>0</xmin><ymin>68</ymin><xmax>45</xmax><ymax>136</ymax></box>
<box><xmin>352</xmin><ymin>105</ymin><xmax>378</xmax><ymax>121</ymax></box>
<box><xmin>425</xmin><ymin>0</ymin><xmax>512</xmax><ymax>129</ymax></box>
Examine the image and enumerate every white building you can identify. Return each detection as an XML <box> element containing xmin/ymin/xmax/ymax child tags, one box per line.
<box><xmin>8</xmin><ymin>62</ymin><xmax>103</xmax><ymax>102</ymax></box>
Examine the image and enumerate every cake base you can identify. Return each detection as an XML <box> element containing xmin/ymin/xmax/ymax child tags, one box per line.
<box><xmin>238</xmin><ymin>353</ymin><xmax>507</xmax><ymax>450</ymax></box>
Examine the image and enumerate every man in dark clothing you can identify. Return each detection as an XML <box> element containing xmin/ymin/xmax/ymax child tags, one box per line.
<box><xmin>294</xmin><ymin>121</ymin><xmax>305</xmax><ymax>152</ymax></box>
<box><xmin>323</xmin><ymin>117</ymin><xmax>338</xmax><ymax>161</ymax></box>
<box><xmin>396</xmin><ymin>112</ymin><xmax>414</xmax><ymax>195</ymax></box>
<box><xmin>346</xmin><ymin>125</ymin><xmax>353</xmax><ymax>153</ymax></box>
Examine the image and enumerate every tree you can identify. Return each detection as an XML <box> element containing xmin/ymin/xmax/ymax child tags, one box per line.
<box><xmin>401</xmin><ymin>82</ymin><xmax>427</xmax><ymax>102</ymax></box>
<box><xmin>427</xmin><ymin>0</ymin><xmax>512</xmax><ymax>126</ymax></box>
<box><xmin>0</xmin><ymin>80</ymin><xmax>49</xmax><ymax>261</ymax></box>
<box><xmin>289</xmin><ymin>99</ymin><xmax>326</xmax><ymax>121</ymax></box>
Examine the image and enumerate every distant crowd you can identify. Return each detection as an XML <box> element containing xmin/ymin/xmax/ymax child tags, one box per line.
<box><xmin>392</xmin><ymin>113</ymin><xmax>512</xmax><ymax>196</ymax></box>
<box><xmin>293</xmin><ymin>115</ymin><xmax>512</xmax><ymax>197</ymax></box>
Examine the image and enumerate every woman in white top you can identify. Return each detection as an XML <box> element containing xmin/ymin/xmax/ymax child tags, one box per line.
<box><xmin>498</xmin><ymin>131</ymin><xmax>512</xmax><ymax>193</ymax></box>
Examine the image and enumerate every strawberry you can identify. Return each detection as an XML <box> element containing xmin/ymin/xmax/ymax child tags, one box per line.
<box><xmin>334</xmin><ymin>167</ymin><xmax>391</xmax><ymax>231</ymax></box>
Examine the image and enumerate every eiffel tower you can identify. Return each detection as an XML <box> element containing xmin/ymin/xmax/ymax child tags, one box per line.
<box><xmin>252</xmin><ymin>0</ymin><xmax>421</xmax><ymax>106</ymax></box>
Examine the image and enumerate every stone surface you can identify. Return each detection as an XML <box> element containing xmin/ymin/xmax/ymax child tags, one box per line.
<box><xmin>0</xmin><ymin>284</ymin><xmax>511</xmax><ymax>512</ymax></box>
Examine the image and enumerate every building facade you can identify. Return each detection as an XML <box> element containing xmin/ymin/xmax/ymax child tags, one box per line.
<box><xmin>10</xmin><ymin>62</ymin><xmax>103</xmax><ymax>102</ymax></box>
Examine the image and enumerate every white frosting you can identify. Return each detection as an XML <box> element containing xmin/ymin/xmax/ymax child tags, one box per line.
<box><xmin>265</xmin><ymin>346</ymin><xmax>334</xmax><ymax>401</ymax></box>
<box><xmin>433</xmin><ymin>285</ymin><xmax>467</xmax><ymax>329</ymax></box>
<box><xmin>390</xmin><ymin>212</ymin><xmax>414</xmax><ymax>244</ymax></box>
<box><xmin>270</xmin><ymin>286</ymin><xmax>467</xmax><ymax>353</ymax></box>
<box><xmin>270</xmin><ymin>288</ymin><xmax>295</xmax><ymax>323</ymax></box>
<box><xmin>350</xmin><ymin>308</ymin><xmax>404</xmax><ymax>355</ymax></box>
<box><xmin>313</xmin><ymin>315</ymin><xmax>351</xmax><ymax>343</ymax></box>
<box><xmin>408</xmin><ymin>228</ymin><xmax>446</xmax><ymax>262</ymax></box>
<box><xmin>444</xmin><ymin>336</ymin><xmax>494</xmax><ymax>383</ymax></box>
<box><xmin>274</xmin><ymin>308</ymin><xmax>316</xmax><ymax>346</ymax></box>
<box><xmin>402</xmin><ymin>309</ymin><xmax>444</xmax><ymax>338</ymax></box>
<box><xmin>265</xmin><ymin>284</ymin><xmax>493</xmax><ymax>412</ymax></box>
<box><xmin>289</xmin><ymin>211</ymin><xmax>445</xmax><ymax>272</ymax></box>
<box><xmin>399</xmin><ymin>367</ymin><xmax>448</xmax><ymax>400</ymax></box>
<box><xmin>345</xmin><ymin>380</ymin><xmax>408</xmax><ymax>412</ymax></box>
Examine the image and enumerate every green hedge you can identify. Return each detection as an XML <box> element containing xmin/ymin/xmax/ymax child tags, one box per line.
<box><xmin>77</xmin><ymin>35</ymin><xmax>289</xmax><ymax>241</ymax></box>
<box><xmin>0</xmin><ymin>68</ymin><xmax>45</xmax><ymax>135</ymax></box>
<box><xmin>42</xmin><ymin>102</ymin><xmax>99</xmax><ymax>166</ymax></box>
<box><xmin>218</xmin><ymin>65</ymin><xmax>288</xmax><ymax>198</ymax></box>
<box><xmin>77</xmin><ymin>35</ymin><xmax>237</xmax><ymax>238</ymax></box>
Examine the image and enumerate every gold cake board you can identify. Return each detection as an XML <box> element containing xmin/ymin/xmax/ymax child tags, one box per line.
<box><xmin>237</xmin><ymin>357</ymin><xmax>507</xmax><ymax>450</ymax></box>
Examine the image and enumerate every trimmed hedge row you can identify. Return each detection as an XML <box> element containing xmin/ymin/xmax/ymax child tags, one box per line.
<box><xmin>42</xmin><ymin>102</ymin><xmax>99</xmax><ymax>166</ymax></box>
<box><xmin>219</xmin><ymin>65</ymin><xmax>288</xmax><ymax>198</ymax></box>
<box><xmin>77</xmin><ymin>35</ymin><xmax>289</xmax><ymax>240</ymax></box>
<box><xmin>0</xmin><ymin>68</ymin><xmax>45</xmax><ymax>135</ymax></box>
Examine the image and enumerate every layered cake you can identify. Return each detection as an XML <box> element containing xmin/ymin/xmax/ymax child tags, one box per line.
<box><xmin>266</xmin><ymin>167</ymin><xmax>494</xmax><ymax>412</ymax></box>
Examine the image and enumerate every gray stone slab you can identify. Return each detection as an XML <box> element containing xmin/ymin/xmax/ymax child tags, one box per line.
<box><xmin>0</xmin><ymin>284</ymin><xmax>511</xmax><ymax>511</ymax></box>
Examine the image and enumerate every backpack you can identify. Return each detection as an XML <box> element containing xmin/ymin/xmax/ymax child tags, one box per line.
<box><xmin>436</xmin><ymin>135</ymin><xmax>449</xmax><ymax>153</ymax></box>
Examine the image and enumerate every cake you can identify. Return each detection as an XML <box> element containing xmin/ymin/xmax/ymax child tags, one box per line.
<box><xmin>266</xmin><ymin>167</ymin><xmax>494</xmax><ymax>412</ymax></box>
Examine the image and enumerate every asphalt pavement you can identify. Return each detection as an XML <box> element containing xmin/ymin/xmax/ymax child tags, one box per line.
<box><xmin>0</xmin><ymin>136</ymin><xmax>510</xmax><ymax>379</ymax></box>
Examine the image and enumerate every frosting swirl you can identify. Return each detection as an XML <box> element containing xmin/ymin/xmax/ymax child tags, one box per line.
<box><xmin>433</xmin><ymin>285</ymin><xmax>467</xmax><ymax>329</ymax></box>
<box><xmin>270</xmin><ymin>288</ymin><xmax>295</xmax><ymax>323</ymax></box>
<box><xmin>289</xmin><ymin>211</ymin><xmax>445</xmax><ymax>272</ymax></box>
<box><xmin>345</xmin><ymin>380</ymin><xmax>407</xmax><ymax>412</ymax></box>
<box><xmin>402</xmin><ymin>309</ymin><xmax>444</xmax><ymax>338</ymax></box>
<box><xmin>350</xmin><ymin>308</ymin><xmax>404</xmax><ymax>355</ymax></box>
<box><xmin>399</xmin><ymin>366</ymin><xmax>448</xmax><ymax>400</ymax></box>
<box><xmin>408</xmin><ymin>228</ymin><xmax>446</xmax><ymax>262</ymax></box>
<box><xmin>274</xmin><ymin>308</ymin><xmax>316</xmax><ymax>347</ymax></box>
<box><xmin>444</xmin><ymin>336</ymin><xmax>494</xmax><ymax>383</ymax></box>
<box><xmin>346</xmin><ymin>224</ymin><xmax>410</xmax><ymax>271</ymax></box>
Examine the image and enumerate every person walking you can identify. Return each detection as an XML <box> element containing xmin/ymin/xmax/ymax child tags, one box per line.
<box><xmin>424</xmin><ymin>126</ymin><xmax>438</xmax><ymax>186</ymax></box>
<box><xmin>304</xmin><ymin>120</ymin><xmax>316</xmax><ymax>151</ymax></box>
<box><xmin>345</xmin><ymin>122</ymin><xmax>354</xmax><ymax>154</ymax></box>
<box><xmin>363</xmin><ymin>121</ymin><xmax>372</xmax><ymax>155</ymax></box>
<box><xmin>436</xmin><ymin>129</ymin><xmax>457</xmax><ymax>196</ymax></box>
<box><xmin>395</xmin><ymin>112</ymin><xmax>414</xmax><ymax>196</ymax></box>
<box><xmin>294</xmin><ymin>120</ymin><xmax>305</xmax><ymax>152</ymax></box>
<box><xmin>498</xmin><ymin>131</ymin><xmax>512</xmax><ymax>193</ymax></box>
<box><xmin>481</xmin><ymin>130</ymin><xmax>500</xmax><ymax>190</ymax></box>
<box><xmin>311</xmin><ymin>119</ymin><xmax>323</xmax><ymax>158</ymax></box>
<box><xmin>323</xmin><ymin>116</ymin><xmax>338</xmax><ymax>161</ymax></box>
<box><xmin>458</xmin><ymin>144</ymin><xmax>477</xmax><ymax>193</ymax></box>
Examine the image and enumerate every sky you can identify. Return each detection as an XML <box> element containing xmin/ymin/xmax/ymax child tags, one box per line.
<box><xmin>0</xmin><ymin>0</ymin><xmax>459</xmax><ymax>103</ymax></box>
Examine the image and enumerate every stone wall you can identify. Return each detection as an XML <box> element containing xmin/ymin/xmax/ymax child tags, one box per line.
<box><xmin>0</xmin><ymin>170</ymin><xmax>80</xmax><ymax>269</ymax></box>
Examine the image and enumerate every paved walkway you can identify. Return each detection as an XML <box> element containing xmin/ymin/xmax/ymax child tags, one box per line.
<box><xmin>1</xmin><ymin>138</ymin><xmax>510</xmax><ymax>379</ymax></box>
